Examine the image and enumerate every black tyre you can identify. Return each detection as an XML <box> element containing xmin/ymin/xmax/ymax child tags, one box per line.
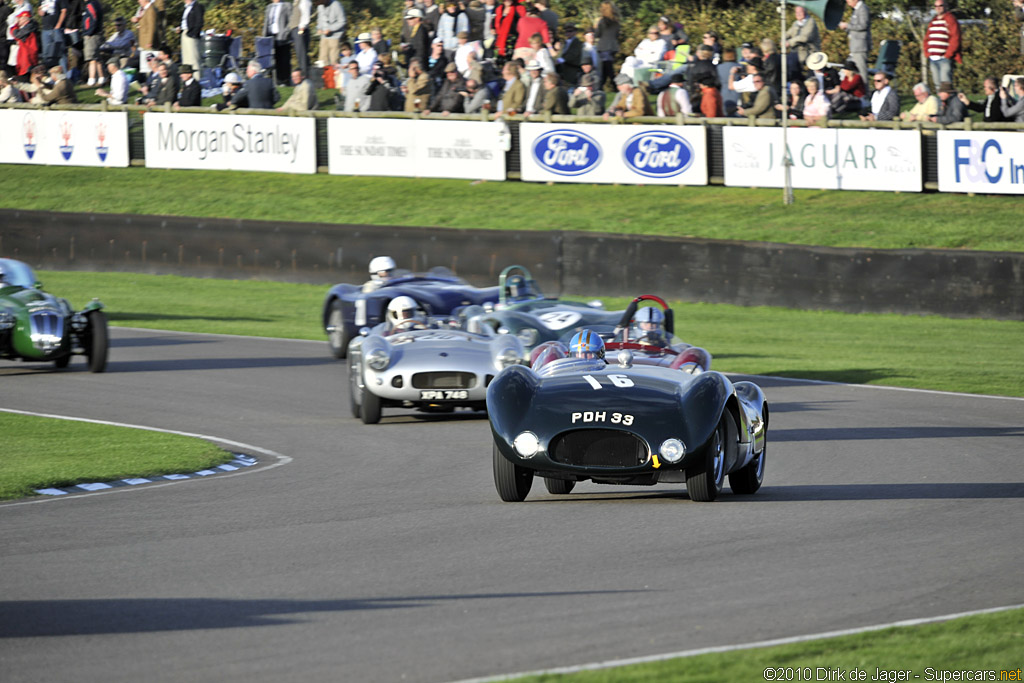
<box><xmin>730</xmin><ymin>427</ymin><xmax>766</xmax><ymax>495</ymax></box>
<box><xmin>544</xmin><ymin>477</ymin><xmax>575</xmax><ymax>495</ymax></box>
<box><xmin>86</xmin><ymin>311</ymin><xmax>108</xmax><ymax>373</ymax></box>
<box><xmin>360</xmin><ymin>381</ymin><xmax>382</xmax><ymax>424</ymax></box>
<box><xmin>326</xmin><ymin>300</ymin><xmax>349</xmax><ymax>359</ymax></box>
<box><xmin>347</xmin><ymin>359</ymin><xmax>362</xmax><ymax>419</ymax></box>
<box><xmin>54</xmin><ymin>353</ymin><xmax>71</xmax><ymax>369</ymax></box>
<box><xmin>686</xmin><ymin>409</ymin><xmax>735</xmax><ymax>502</ymax></box>
<box><xmin>493</xmin><ymin>442</ymin><xmax>533</xmax><ymax>502</ymax></box>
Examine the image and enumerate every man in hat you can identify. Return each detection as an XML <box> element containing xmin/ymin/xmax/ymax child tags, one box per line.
<box><xmin>557</xmin><ymin>22</ymin><xmax>582</xmax><ymax>86</ymax></box>
<box><xmin>728</xmin><ymin>54</ymin><xmax>762</xmax><ymax>110</ymax></box>
<box><xmin>176</xmin><ymin>0</ymin><xmax>204</xmax><ymax>74</ymax></box>
<box><xmin>175</xmin><ymin>62</ymin><xmax>201</xmax><ymax>107</ymax></box>
<box><xmin>96</xmin><ymin>56</ymin><xmax>128</xmax><ymax>103</ymax></box>
<box><xmin>317</xmin><ymin>0</ymin><xmax>346</xmax><ymax>67</ymax></box>
<box><xmin>213</xmin><ymin>70</ymin><xmax>243</xmax><ymax>110</ymax></box>
<box><xmin>453</xmin><ymin>30</ymin><xmax>481</xmax><ymax>78</ymax></box>
<box><xmin>104</xmin><ymin>16</ymin><xmax>137</xmax><ymax>64</ymax></box>
<box><xmin>930</xmin><ymin>81</ymin><xmax>967</xmax><ymax>123</ymax></box>
<box><xmin>824</xmin><ymin>58</ymin><xmax>863</xmax><ymax>114</ymax></box>
<box><xmin>288</xmin><ymin>0</ymin><xmax>312</xmax><ymax>76</ymax></box>
<box><xmin>839</xmin><ymin>0</ymin><xmax>871</xmax><ymax>83</ymax></box>
<box><xmin>899</xmin><ymin>81</ymin><xmax>938</xmax><ymax>121</ymax></box>
<box><xmin>401</xmin><ymin>8</ymin><xmax>429</xmax><ymax>67</ymax></box>
<box><xmin>429</xmin><ymin>61</ymin><xmax>465</xmax><ymax>113</ymax></box>
<box><xmin>604</xmin><ymin>73</ymin><xmax>652</xmax><ymax>119</ymax></box>
<box><xmin>860</xmin><ymin>70</ymin><xmax>898</xmax><ymax>121</ymax></box>
<box><xmin>278</xmin><ymin>66</ymin><xmax>317</xmax><ymax>111</ymax></box>
<box><xmin>657</xmin><ymin>71</ymin><xmax>692</xmax><ymax>116</ymax></box>
<box><xmin>523</xmin><ymin>58</ymin><xmax>545</xmax><ymax>115</ymax></box>
<box><xmin>263</xmin><ymin>0</ymin><xmax>293</xmax><ymax>85</ymax></box>
<box><xmin>354</xmin><ymin>32</ymin><xmax>377</xmax><ymax>74</ymax></box>
<box><xmin>569</xmin><ymin>72</ymin><xmax>605</xmax><ymax>116</ymax></box>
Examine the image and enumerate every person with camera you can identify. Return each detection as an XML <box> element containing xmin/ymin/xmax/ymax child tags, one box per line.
<box><xmin>957</xmin><ymin>77</ymin><xmax>1008</xmax><ymax>122</ymax></box>
<box><xmin>999</xmin><ymin>77</ymin><xmax>1024</xmax><ymax>122</ymax></box>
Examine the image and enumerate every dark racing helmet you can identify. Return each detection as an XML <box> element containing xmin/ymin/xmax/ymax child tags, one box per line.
<box><xmin>569</xmin><ymin>329</ymin><xmax>605</xmax><ymax>360</ymax></box>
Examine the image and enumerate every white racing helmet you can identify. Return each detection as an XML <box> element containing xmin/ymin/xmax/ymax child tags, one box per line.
<box><xmin>387</xmin><ymin>295</ymin><xmax>421</xmax><ymax>326</ymax></box>
<box><xmin>632</xmin><ymin>306</ymin><xmax>666</xmax><ymax>344</ymax></box>
<box><xmin>369</xmin><ymin>256</ymin><xmax>396</xmax><ymax>282</ymax></box>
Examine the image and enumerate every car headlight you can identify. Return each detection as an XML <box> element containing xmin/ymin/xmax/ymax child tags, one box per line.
<box><xmin>660</xmin><ymin>438</ymin><xmax>686</xmax><ymax>464</ymax></box>
<box><xmin>494</xmin><ymin>347</ymin><xmax>521</xmax><ymax>371</ymax></box>
<box><xmin>366</xmin><ymin>348</ymin><xmax>390</xmax><ymax>371</ymax></box>
<box><xmin>516</xmin><ymin>327</ymin><xmax>538</xmax><ymax>346</ymax></box>
<box><xmin>513</xmin><ymin>432</ymin><xmax>541</xmax><ymax>458</ymax></box>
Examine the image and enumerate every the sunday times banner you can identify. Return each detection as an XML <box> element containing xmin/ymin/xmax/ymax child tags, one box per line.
<box><xmin>326</xmin><ymin>118</ymin><xmax>506</xmax><ymax>180</ymax></box>
<box><xmin>0</xmin><ymin>109</ymin><xmax>129</xmax><ymax>167</ymax></box>
<box><xmin>936</xmin><ymin>131</ymin><xmax>1024</xmax><ymax>195</ymax></box>
<box><xmin>144</xmin><ymin>113</ymin><xmax>316</xmax><ymax>173</ymax></box>
<box><xmin>723</xmin><ymin>126</ymin><xmax>922</xmax><ymax>192</ymax></box>
<box><xmin>519</xmin><ymin>123</ymin><xmax>708</xmax><ymax>185</ymax></box>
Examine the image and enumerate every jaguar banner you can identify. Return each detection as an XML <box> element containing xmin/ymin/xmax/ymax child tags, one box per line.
<box><xmin>722</xmin><ymin>126</ymin><xmax>922</xmax><ymax>192</ymax></box>
<box><xmin>0</xmin><ymin>110</ymin><xmax>129</xmax><ymax>167</ymax></box>
<box><xmin>326</xmin><ymin>119</ymin><xmax>507</xmax><ymax>181</ymax></box>
<box><xmin>519</xmin><ymin>123</ymin><xmax>708</xmax><ymax>185</ymax></box>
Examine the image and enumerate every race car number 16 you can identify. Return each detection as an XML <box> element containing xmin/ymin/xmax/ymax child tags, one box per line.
<box><xmin>581</xmin><ymin>374</ymin><xmax>634</xmax><ymax>389</ymax></box>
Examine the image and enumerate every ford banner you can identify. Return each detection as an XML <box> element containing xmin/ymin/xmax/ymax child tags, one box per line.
<box><xmin>937</xmin><ymin>131</ymin><xmax>1024</xmax><ymax>195</ymax></box>
<box><xmin>520</xmin><ymin>123</ymin><xmax>707</xmax><ymax>185</ymax></box>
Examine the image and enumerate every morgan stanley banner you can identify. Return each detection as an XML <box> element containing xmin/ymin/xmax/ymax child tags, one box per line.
<box><xmin>937</xmin><ymin>131</ymin><xmax>1024</xmax><ymax>195</ymax></box>
<box><xmin>144</xmin><ymin>113</ymin><xmax>316</xmax><ymax>173</ymax></box>
<box><xmin>0</xmin><ymin>110</ymin><xmax>129</xmax><ymax>167</ymax></box>
<box><xmin>723</xmin><ymin>127</ymin><xmax>922</xmax><ymax>192</ymax></box>
<box><xmin>519</xmin><ymin>123</ymin><xmax>708</xmax><ymax>185</ymax></box>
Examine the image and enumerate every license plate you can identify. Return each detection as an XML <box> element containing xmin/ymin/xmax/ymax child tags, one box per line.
<box><xmin>419</xmin><ymin>390</ymin><xmax>469</xmax><ymax>400</ymax></box>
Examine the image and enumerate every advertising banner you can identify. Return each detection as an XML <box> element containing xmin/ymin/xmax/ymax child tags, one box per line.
<box><xmin>144</xmin><ymin>113</ymin><xmax>316</xmax><ymax>173</ymax></box>
<box><xmin>0</xmin><ymin>110</ymin><xmax>129</xmax><ymax>167</ymax></box>
<box><xmin>519</xmin><ymin>123</ymin><xmax>708</xmax><ymax>185</ymax></box>
<box><xmin>936</xmin><ymin>131</ymin><xmax>1024</xmax><ymax>195</ymax></box>
<box><xmin>723</xmin><ymin>127</ymin><xmax>922</xmax><ymax>192</ymax></box>
<box><xmin>326</xmin><ymin>119</ymin><xmax>507</xmax><ymax>180</ymax></box>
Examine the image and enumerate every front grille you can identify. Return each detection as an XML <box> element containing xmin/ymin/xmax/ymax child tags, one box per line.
<box><xmin>411</xmin><ymin>372</ymin><xmax>476</xmax><ymax>389</ymax></box>
<box><xmin>29</xmin><ymin>309</ymin><xmax>64</xmax><ymax>353</ymax></box>
<box><xmin>549</xmin><ymin>430</ymin><xmax>649</xmax><ymax>468</ymax></box>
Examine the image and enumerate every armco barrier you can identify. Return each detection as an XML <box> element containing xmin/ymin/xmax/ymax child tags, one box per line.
<box><xmin>2</xmin><ymin>209</ymin><xmax>1021</xmax><ymax>320</ymax></box>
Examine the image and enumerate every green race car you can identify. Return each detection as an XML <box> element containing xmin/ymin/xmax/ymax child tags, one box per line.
<box><xmin>0</xmin><ymin>258</ymin><xmax>109</xmax><ymax>373</ymax></box>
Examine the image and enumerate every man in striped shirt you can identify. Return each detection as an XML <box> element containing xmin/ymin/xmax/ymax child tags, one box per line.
<box><xmin>924</xmin><ymin>0</ymin><xmax>961</xmax><ymax>90</ymax></box>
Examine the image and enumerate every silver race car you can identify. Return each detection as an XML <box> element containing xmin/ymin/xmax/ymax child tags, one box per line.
<box><xmin>347</xmin><ymin>297</ymin><xmax>524</xmax><ymax>424</ymax></box>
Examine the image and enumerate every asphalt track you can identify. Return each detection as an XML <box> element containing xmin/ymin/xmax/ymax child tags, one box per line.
<box><xmin>1</xmin><ymin>328</ymin><xmax>1022</xmax><ymax>683</ymax></box>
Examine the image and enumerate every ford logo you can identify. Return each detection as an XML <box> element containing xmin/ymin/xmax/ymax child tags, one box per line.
<box><xmin>622</xmin><ymin>131</ymin><xmax>694</xmax><ymax>178</ymax></box>
<box><xmin>531</xmin><ymin>129</ymin><xmax>602</xmax><ymax>176</ymax></box>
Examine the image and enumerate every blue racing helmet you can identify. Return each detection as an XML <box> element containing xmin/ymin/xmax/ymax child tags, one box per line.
<box><xmin>569</xmin><ymin>329</ymin><xmax>605</xmax><ymax>359</ymax></box>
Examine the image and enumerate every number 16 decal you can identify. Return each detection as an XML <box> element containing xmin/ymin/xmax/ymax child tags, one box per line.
<box><xmin>582</xmin><ymin>374</ymin><xmax>634</xmax><ymax>390</ymax></box>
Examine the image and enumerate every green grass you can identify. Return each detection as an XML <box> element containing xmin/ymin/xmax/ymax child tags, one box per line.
<box><xmin>41</xmin><ymin>271</ymin><xmax>1024</xmax><ymax>397</ymax></box>
<box><xmin>3</xmin><ymin>166</ymin><xmax>1023</xmax><ymax>252</ymax></box>
<box><xmin>508</xmin><ymin>607</ymin><xmax>1024</xmax><ymax>682</ymax></box>
<box><xmin>0</xmin><ymin>412</ymin><xmax>232</xmax><ymax>500</ymax></box>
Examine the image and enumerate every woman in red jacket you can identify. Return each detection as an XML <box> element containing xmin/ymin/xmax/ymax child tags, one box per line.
<box><xmin>494</xmin><ymin>0</ymin><xmax>525</xmax><ymax>61</ymax></box>
<box><xmin>12</xmin><ymin>11</ymin><xmax>40</xmax><ymax>77</ymax></box>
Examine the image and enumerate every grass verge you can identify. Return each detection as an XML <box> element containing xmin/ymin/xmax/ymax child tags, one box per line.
<box><xmin>41</xmin><ymin>271</ymin><xmax>1024</xmax><ymax>397</ymax></box>
<box><xmin>508</xmin><ymin>607</ymin><xmax>1024</xmax><ymax>682</ymax></box>
<box><xmin>2</xmin><ymin>165</ymin><xmax>1023</xmax><ymax>252</ymax></box>
<box><xmin>0</xmin><ymin>412</ymin><xmax>232</xmax><ymax>500</ymax></box>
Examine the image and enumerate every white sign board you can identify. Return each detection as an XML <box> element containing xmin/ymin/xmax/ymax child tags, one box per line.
<box><xmin>327</xmin><ymin>119</ymin><xmax>507</xmax><ymax>180</ymax></box>
<box><xmin>519</xmin><ymin>123</ymin><xmax>708</xmax><ymax>185</ymax></box>
<box><xmin>936</xmin><ymin>131</ymin><xmax>1024</xmax><ymax>195</ymax></box>
<box><xmin>144</xmin><ymin>113</ymin><xmax>316</xmax><ymax>173</ymax></box>
<box><xmin>0</xmin><ymin>110</ymin><xmax>129</xmax><ymax>167</ymax></box>
<box><xmin>723</xmin><ymin>127</ymin><xmax>922</xmax><ymax>192</ymax></box>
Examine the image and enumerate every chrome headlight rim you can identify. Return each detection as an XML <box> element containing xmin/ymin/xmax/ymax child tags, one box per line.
<box><xmin>659</xmin><ymin>438</ymin><xmax>686</xmax><ymax>464</ymax></box>
<box><xmin>365</xmin><ymin>348</ymin><xmax>390</xmax><ymax>371</ymax></box>
<box><xmin>513</xmin><ymin>431</ymin><xmax>541</xmax><ymax>458</ymax></box>
<box><xmin>494</xmin><ymin>346</ymin><xmax>521</xmax><ymax>371</ymax></box>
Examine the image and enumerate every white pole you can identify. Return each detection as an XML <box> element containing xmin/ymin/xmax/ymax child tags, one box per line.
<box><xmin>781</xmin><ymin>0</ymin><xmax>794</xmax><ymax>205</ymax></box>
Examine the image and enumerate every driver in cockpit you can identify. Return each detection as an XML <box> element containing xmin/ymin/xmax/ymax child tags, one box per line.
<box><xmin>630</xmin><ymin>307</ymin><xmax>669</xmax><ymax>347</ymax></box>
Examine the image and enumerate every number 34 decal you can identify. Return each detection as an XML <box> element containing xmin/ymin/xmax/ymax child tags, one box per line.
<box><xmin>582</xmin><ymin>374</ymin><xmax>634</xmax><ymax>390</ymax></box>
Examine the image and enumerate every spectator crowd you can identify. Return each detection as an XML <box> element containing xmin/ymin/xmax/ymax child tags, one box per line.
<box><xmin>1</xmin><ymin>0</ymin><xmax>1022</xmax><ymax>123</ymax></box>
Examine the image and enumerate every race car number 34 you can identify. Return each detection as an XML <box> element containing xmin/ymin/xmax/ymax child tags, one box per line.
<box><xmin>420</xmin><ymin>390</ymin><xmax>469</xmax><ymax>400</ymax></box>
